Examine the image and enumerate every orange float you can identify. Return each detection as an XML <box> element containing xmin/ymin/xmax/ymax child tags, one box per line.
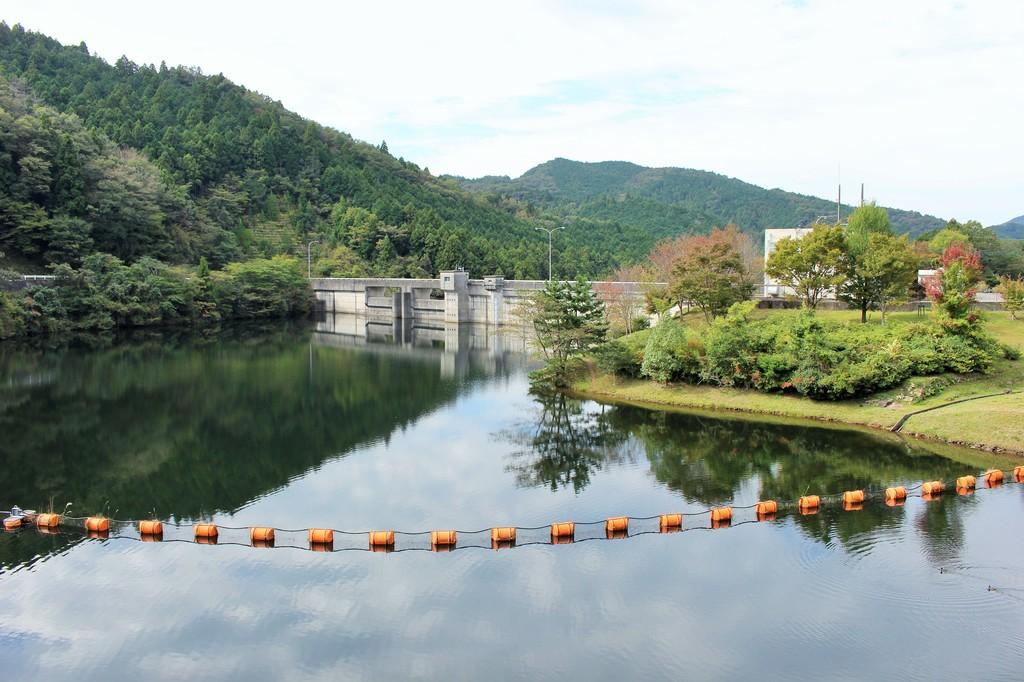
<box><xmin>955</xmin><ymin>475</ymin><xmax>976</xmax><ymax>490</ymax></box>
<box><xmin>921</xmin><ymin>481</ymin><xmax>944</xmax><ymax>495</ymax></box>
<box><xmin>194</xmin><ymin>523</ymin><xmax>218</xmax><ymax>539</ymax></box>
<box><xmin>491</xmin><ymin>527</ymin><xmax>516</xmax><ymax>543</ymax></box>
<box><xmin>4</xmin><ymin>517</ymin><xmax>22</xmax><ymax>530</ymax></box>
<box><xmin>250</xmin><ymin>527</ymin><xmax>275</xmax><ymax>543</ymax></box>
<box><xmin>842</xmin><ymin>490</ymin><xmax>865</xmax><ymax>505</ymax></box>
<box><xmin>659</xmin><ymin>514</ymin><xmax>682</xmax><ymax>531</ymax></box>
<box><xmin>710</xmin><ymin>507</ymin><xmax>732</xmax><ymax>522</ymax></box>
<box><xmin>550</xmin><ymin>522</ymin><xmax>575</xmax><ymax>540</ymax></box>
<box><xmin>430</xmin><ymin>530</ymin><xmax>457</xmax><ymax>548</ymax></box>
<box><xmin>885</xmin><ymin>486</ymin><xmax>907</xmax><ymax>501</ymax></box>
<box><xmin>755</xmin><ymin>501</ymin><xmax>778</xmax><ymax>517</ymax></box>
<box><xmin>1014</xmin><ymin>465</ymin><xmax>1024</xmax><ymax>482</ymax></box>
<box><xmin>956</xmin><ymin>485</ymin><xmax>975</xmax><ymax>497</ymax></box>
<box><xmin>798</xmin><ymin>495</ymin><xmax>821</xmax><ymax>511</ymax></box>
<box><xmin>605</xmin><ymin>517</ymin><xmax>628</xmax><ymax>534</ymax></box>
<box><xmin>308</xmin><ymin>528</ymin><xmax>334</xmax><ymax>545</ymax></box>
<box><xmin>843</xmin><ymin>500</ymin><xmax>863</xmax><ymax>512</ymax></box>
<box><xmin>138</xmin><ymin>520</ymin><xmax>163</xmax><ymax>535</ymax></box>
<box><xmin>368</xmin><ymin>530</ymin><xmax>395</xmax><ymax>547</ymax></box>
<box><xmin>36</xmin><ymin>513</ymin><xmax>60</xmax><ymax>528</ymax></box>
<box><xmin>85</xmin><ymin>517</ymin><xmax>110</xmax><ymax>532</ymax></box>
<box><xmin>983</xmin><ymin>470</ymin><xmax>1004</xmax><ymax>487</ymax></box>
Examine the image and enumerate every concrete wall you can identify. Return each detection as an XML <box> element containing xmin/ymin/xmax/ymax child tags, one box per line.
<box><xmin>311</xmin><ymin>272</ymin><xmax>648</xmax><ymax>326</ymax></box>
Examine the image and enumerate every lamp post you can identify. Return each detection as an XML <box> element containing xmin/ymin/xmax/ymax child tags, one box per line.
<box><xmin>306</xmin><ymin>240</ymin><xmax>319</xmax><ymax>278</ymax></box>
<box><xmin>535</xmin><ymin>225</ymin><xmax>565</xmax><ymax>281</ymax></box>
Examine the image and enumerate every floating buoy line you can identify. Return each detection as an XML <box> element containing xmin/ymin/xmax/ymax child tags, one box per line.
<box><xmin>3</xmin><ymin>468</ymin><xmax>1021</xmax><ymax>554</ymax></box>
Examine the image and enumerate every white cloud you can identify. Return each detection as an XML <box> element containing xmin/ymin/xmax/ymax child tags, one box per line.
<box><xmin>3</xmin><ymin>0</ymin><xmax>1022</xmax><ymax>222</ymax></box>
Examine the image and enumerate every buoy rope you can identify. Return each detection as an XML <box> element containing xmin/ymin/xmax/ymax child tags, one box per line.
<box><xmin>6</xmin><ymin>472</ymin><xmax>1018</xmax><ymax>549</ymax></box>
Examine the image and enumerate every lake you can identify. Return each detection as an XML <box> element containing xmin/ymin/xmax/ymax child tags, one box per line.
<box><xmin>1</xmin><ymin>316</ymin><xmax>1022</xmax><ymax>681</ymax></box>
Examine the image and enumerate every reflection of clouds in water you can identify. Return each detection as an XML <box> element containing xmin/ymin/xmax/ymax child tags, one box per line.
<box><xmin>3</xmin><ymin>491</ymin><xmax>1023</xmax><ymax>680</ymax></box>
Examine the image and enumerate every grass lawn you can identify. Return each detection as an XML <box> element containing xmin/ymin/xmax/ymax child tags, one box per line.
<box><xmin>575</xmin><ymin>309</ymin><xmax>1024</xmax><ymax>455</ymax></box>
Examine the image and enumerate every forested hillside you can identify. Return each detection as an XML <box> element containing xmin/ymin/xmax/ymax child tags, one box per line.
<box><xmin>0</xmin><ymin>23</ymin><xmax>635</xmax><ymax>279</ymax></box>
<box><xmin>0</xmin><ymin>22</ymin><xmax>1002</xmax><ymax>287</ymax></box>
<box><xmin>992</xmin><ymin>216</ymin><xmax>1024</xmax><ymax>240</ymax></box>
<box><xmin>455</xmin><ymin>158</ymin><xmax>948</xmax><ymax>241</ymax></box>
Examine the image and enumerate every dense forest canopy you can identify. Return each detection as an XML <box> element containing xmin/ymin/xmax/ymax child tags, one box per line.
<box><xmin>453</xmin><ymin>158</ymin><xmax>950</xmax><ymax>244</ymax></box>
<box><xmin>0</xmin><ymin>22</ymin><xmax>635</xmax><ymax>279</ymax></box>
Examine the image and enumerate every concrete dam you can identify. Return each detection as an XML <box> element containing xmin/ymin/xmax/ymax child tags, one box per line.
<box><xmin>311</xmin><ymin>271</ymin><xmax>648</xmax><ymax>326</ymax></box>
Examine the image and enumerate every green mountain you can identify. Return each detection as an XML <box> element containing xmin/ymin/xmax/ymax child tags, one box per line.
<box><xmin>1</xmin><ymin>23</ymin><xmax>634</xmax><ymax>279</ymax></box>
<box><xmin>0</xmin><ymin>23</ymin><xmax>956</xmax><ymax>283</ymax></box>
<box><xmin>992</xmin><ymin>215</ymin><xmax>1024</xmax><ymax>240</ymax></box>
<box><xmin>455</xmin><ymin>158</ymin><xmax>948</xmax><ymax>243</ymax></box>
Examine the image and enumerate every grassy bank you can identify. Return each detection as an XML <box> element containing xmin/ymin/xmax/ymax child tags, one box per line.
<box><xmin>573</xmin><ymin>309</ymin><xmax>1024</xmax><ymax>455</ymax></box>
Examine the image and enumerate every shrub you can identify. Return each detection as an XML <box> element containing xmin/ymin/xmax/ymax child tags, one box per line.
<box><xmin>0</xmin><ymin>291</ymin><xmax>25</xmax><ymax>339</ymax></box>
<box><xmin>627</xmin><ymin>304</ymin><xmax>1007</xmax><ymax>400</ymax></box>
<box><xmin>594</xmin><ymin>340</ymin><xmax>642</xmax><ymax>378</ymax></box>
<box><xmin>641</xmin><ymin>319</ymin><xmax>703</xmax><ymax>383</ymax></box>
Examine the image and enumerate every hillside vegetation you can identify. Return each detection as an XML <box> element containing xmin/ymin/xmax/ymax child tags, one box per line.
<box><xmin>455</xmin><ymin>158</ymin><xmax>948</xmax><ymax>246</ymax></box>
<box><xmin>992</xmin><ymin>216</ymin><xmax>1024</xmax><ymax>240</ymax></box>
<box><xmin>0</xmin><ymin>23</ymin><xmax>638</xmax><ymax>279</ymax></box>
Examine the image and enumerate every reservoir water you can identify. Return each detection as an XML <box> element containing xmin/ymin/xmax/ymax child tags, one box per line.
<box><xmin>1</xmin><ymin>316</ymin><xmax>1022</xmax><ymax>680</ymax></box>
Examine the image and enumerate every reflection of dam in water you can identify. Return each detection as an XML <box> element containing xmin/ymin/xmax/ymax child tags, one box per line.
<box><xmin>313</xmin><ymin>312</ymin><xmax>534</xmax><ymax>379</ymax></box>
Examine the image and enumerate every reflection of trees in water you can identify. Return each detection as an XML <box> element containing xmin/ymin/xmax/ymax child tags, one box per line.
<box><xmin>0</xmin><ymin>326</ymin><xmax>501</xmax><ymax>519</ymax></box>
<box><xmin>0</xmin><ymin>529</ymin><xmax>82</xmax><ymax>572</ymax></box>
<box><xmin>913</xmin><ymin>496</ymin><xmax>970</xmax><ymax>566</ymax></box>
<box><xmin>504</xmin><ymin>396</ymin><xmax>980</xmax><ymax>552</ymax></box>
<box><xmin>501</xmin><ymin>393</ymin><xmax>633</xmax><ymax>492</ymax></box>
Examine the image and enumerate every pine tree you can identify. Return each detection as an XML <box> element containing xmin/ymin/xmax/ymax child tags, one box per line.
<box><xmin>530</xmin><ymin>278</ymin><xmax>607</xmax><ymax>389</ymax></box>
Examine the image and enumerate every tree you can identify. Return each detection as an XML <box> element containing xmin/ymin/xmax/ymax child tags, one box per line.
<box><xmin>995</xmin><ymin>276</ymin><xmax>1024</xmax><ymax>320</ymax></box>
<box><xmin>595</xmin><ymin>263</ymin><xmax>649</xmax><ymax>335</ymax></box>
<box><xmin>530</xmin><ymin>278</ymin><xmax>608</xmax><ymax>389</ymax></box>
<box><xmin>844</xmin><ymin>202</ymin><xmax>891</xmax><ymax>254</ymax></box>
<box><xmin>669</xmin><ymin>231</ymin><xmax>754</xmax><ymax>322</ymax></box>
<box><xmin>925</xmin><ymin>243</ymin><xmax>983</xmax><ymax>322</ymax></box>
<box><xmin>765</xmin><ymin>224</ymin><xmax>847</xmax><ymax>309</ymax></box>
<box><xmin>857</xmin><ymin>233</ymin><xmax>919</xmax><ymax>323</ymax></box>
<box><xmin>190</xmin><ymin>255</ymin><xmax>220</xmax><ymax>324</ymax></box>
<box><xmin>928</xmin><ymin>227</ymin><xmax>970</xmax><ymax>256</ymax></box>
<box><xmin>838</xmin><ymin>205</ymin><xmax>916</xmax><ymax>323</ymax></box>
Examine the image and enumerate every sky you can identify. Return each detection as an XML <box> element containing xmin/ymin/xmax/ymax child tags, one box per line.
<box><xmin>3</xmin><ymin>0</ymin><xmax>1023</xmax><ymax>224</ymax></box>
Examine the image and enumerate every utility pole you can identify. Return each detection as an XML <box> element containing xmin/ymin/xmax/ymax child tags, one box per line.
<box><xmin>860</xmin><ymin>183</ymin><xmax>864</xmax><ymax>207</ymax></box>
<box><xmin>535</xmin><ymin>225</ymin><xmax>565</xmax><ymax>281</ymax></box>
<box><xmin>306</xmin><ymin>240</ymin><xmax>319</xmax><ymax>278</ymax></box>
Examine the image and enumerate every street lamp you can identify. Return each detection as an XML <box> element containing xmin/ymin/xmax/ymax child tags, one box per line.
<box><xmin>535</xmin><ymin>225</ymin><xmax>565</xmax><ymax>281</ymax></box>
<box><xmin>306</xmin><ymin>240</ymin><xmax>320</xmax><ymax>278</ymax></box>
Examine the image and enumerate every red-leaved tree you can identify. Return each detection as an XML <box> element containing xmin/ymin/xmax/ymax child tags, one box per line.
<box><xmin>925</xmin><ymin>242</ymin><xmax>983</xmax><ymax>321</ymax></box>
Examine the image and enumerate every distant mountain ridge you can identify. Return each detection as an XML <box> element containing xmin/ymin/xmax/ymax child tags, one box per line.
<box><xmin>454</xmin><ymin>158</ymin><xmax>948</xmax><ymax>242</ymax></box>
<box><xmin>992</xmin><ymin>215</ymin><xmax>1024</xmax><ymax>239</ymax></box>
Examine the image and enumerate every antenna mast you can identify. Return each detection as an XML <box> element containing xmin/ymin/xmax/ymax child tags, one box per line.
<box><xmin>836</xmin><ymin>162</ymin><xmax>841</xmax><ymax>224</ymax></box>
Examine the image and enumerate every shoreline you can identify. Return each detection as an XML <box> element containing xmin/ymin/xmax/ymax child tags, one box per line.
<box><xmin>571</xmin><ymin>373</ymin><xmax>1024</xmax><ymax>460</ymax></box>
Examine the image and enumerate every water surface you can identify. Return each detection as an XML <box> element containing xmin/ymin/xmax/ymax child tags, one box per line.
<box><xmin>1</xmin><ymin>316</ymin><xmax>1022</xmax><ymax>680</ymax></box>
